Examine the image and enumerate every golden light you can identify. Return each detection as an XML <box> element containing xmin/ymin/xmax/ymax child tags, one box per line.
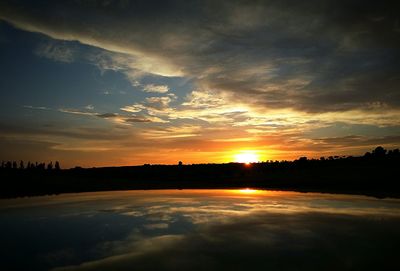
<box><xmin>228</xmin><ymin>188</ymin><xmax>262</xmax><ymax>196</ymax></box>
<box><xmin>238</xmin><ymin>188</ymin><xmax>258</xmax><ymax>194</ymax></box>
<box><xmin>234</xmin><ymin>151</ymin><xmax>259</xmax><ymax>164</ymax></box>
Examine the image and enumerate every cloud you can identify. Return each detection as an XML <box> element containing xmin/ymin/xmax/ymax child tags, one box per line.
<box><xmin>22</xmin><ymin>104</ymin><xmax>165</xmax><ymax>126</ymax></box>
<box><xmin>124</xmin><ymin>117</ymin><xmax>152</xmax><ymax>123</ymax></box>
<box><xmin>138</xmin><ymin>125</ymin><xmax>201</xmax><ymax>139</ymax></box>
<box><xmin>96</xmin><ymin>113</ymin><xmax>119</xmax><ymax>119</ymax></box>
<box><xmin>95</xmin><ymin>112</ymin><xmax>167</xmax><ymax>124</ymax></box>
<box><xmin>23</xmin><ymin>105</ymin><xmax>50</xmax><ymax>110</ymax></box>
<box><xmin>1</xmin><ymin>0</ymin><xmax>399</xmax><ymax>116</ymax></box>
<box><xmin>121</xmin><ymin>96</ymin><xmax>175</xmax><ymax>116</ymax></box>
<box><xmin>313</xmin><ymin>135</ymin><xmax>400</xmax><ymax>147</ymax></box>
<box><xmin>144</xmin><ymin>223</ymin><xmax>169</xmax><ymax>230</ymax></box>
<box><xmin>144</xmin><ymin>97</ymin><xmax>173</xmax><ymax>110</ymax></box>
<box><xmin>35</xmin><ymin>41</ymin><xmax>76</xmax><ymax>63</ymax></box>
<box><xmin>142</xmin><ymin>84</ymin><xmax>169</xmax><ymax>93</ymax></box>
<box><xmin>0</xmin><ymin>122</ymin><xmax>129</xmax><ymax>141</ymax></box>
<box><xmin>120</xmin><ymin>104</ymin><xmax>146</xmax><ymax>113</ymax></box>
<box><xmin>58</xmin><ymin>108</ymin><xmax>95</xmax><ymax>116</ymax></box>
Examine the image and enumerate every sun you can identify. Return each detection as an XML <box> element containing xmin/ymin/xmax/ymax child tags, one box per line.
<box><xmin>234</xmin><ymin>151</ymin><xmax>259</xmax><ymax>164</ymax></box>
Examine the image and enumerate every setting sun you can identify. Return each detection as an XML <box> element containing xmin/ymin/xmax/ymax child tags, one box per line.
<box><xmin>234</xmin><ymin>151</ymin><xmax>259</xmax><ymax>164</ymax></box>
<box><xmin>238</xmin><ymin>188</ymin><xmax>259</xmax><ymax>194</ymax></box>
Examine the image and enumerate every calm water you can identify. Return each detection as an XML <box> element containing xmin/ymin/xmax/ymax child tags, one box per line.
<box><xmin>1</xmin><ymin>189</ymin><xmax>399</xmax><ymax>271</ymax></box>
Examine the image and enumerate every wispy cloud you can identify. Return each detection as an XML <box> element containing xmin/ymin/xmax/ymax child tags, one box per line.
<box><xmin>35</xmin><ymin>42</ymin><xmax>76</xmax><ymax>63</ymax></box>
<box><xmin>23</xmin><ymin>105</ymin><xmax>50</xmax><ymax>110</ymax></box>
<box><xmin>96</xmin><ymin>113</ymin><xmax>119</xmax><ymax>119</ymax></box>
<box><xmin>58</xmin><ymin>108</ymin><xmax>95</xmax><ymax>116</ymax></box>
<box><xmin>120</xmin><ymin>104</ymin><xmax>146</xmax><ymax>113</ymax></box>
<box><xmin>142</xmin><ymin>84</ymin><xmax>169</xmax><ymax>93</ymax></box>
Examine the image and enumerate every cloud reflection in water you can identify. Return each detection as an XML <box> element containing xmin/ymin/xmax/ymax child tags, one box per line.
<box><xmin>0</xmin><ymin>190</ymin><xmax>399</xmax><ymax>271</ymax></box>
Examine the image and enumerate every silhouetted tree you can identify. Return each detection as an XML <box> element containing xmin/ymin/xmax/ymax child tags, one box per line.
<box><xmin>54</xmin><ymin>161</ymin><xmax>61</xmax><ymax>170</ymax></box>
<box><xmin>47</xmin><ymin>162</ymin><xmax>53</xmax><ymax>170</ymax></box>
<box><xmin>372</xmin><ymin>146</ymin><xmax>387</xmax><ymax>157</ymax></box>
<box><xmin>388</xmin><ymin>149</ymin><xmax>399</xmax><ymax>158</ymax></box>
<box><xmin>12</xmin><ymin>161</ymin><xmax>17</xmax><ymax>169</ymax></box>
<box><xmin>19</xmin><ymin>160</ymin><xmax>24</xmax><ymax>170</ymax></box>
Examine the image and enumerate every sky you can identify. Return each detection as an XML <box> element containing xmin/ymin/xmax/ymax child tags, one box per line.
<box><xmin>0</xmin><ymin>0</ymin><xmax>399</xmax><ymax>168</ymax></box>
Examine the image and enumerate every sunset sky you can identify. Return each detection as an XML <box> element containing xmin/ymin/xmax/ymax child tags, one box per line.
<box><xmin>0</xmin><ymin>0</ymin><xmax>399</xmax><ymax>168</ymax></box>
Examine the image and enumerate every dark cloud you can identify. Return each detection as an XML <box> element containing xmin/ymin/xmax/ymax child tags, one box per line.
<box><xmin>96</xmin><ymin>112</ymin><xmax>157</xmax><ymax>122</ymax></box>
<box><xmin>0</xmin><ymin>122</ymin><xmax>128</xmax><ymax>141</ymax></box>
<box><xmin>0</xmin><ymin>0</ymin><xmax>399</xmax><ymax>113</ymax></box>
<box><xmin>124</xmin><ymin>117</ymin><xmax>152</xmax><ymax>123</ymax></box>
<box><xmin>314</xmin><ymin>135</ymin><xmax>400</xmax><ymax>147</ymax></box>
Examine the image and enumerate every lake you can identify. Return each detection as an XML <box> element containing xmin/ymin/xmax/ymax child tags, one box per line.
<box><xmin>1</xmin><ymin>189</ymin><xmax>399</xmax><ymax>270</ymax></box>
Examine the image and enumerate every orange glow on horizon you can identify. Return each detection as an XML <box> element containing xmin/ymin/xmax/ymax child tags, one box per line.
<box><xmin>234</xmin><ymin>151</ymin><xmax>259</xmax><ymax>164</ymax></box>
<box><xmin>238</xmin><ymin>188</ymin><xmax>259</xmax><ymax>194</ymax></box>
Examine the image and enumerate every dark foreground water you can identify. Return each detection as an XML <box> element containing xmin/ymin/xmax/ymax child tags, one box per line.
<box><xmin>1</xmin><ymin>189</ymin><xmax>399</xmax><ymax>271</ymax></box>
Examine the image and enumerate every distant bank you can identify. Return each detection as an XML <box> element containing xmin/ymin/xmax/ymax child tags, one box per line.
<box><xmin>1</xmin><ymin>147</ymin><xmax>399</xmax><ymax>199</ymax></box>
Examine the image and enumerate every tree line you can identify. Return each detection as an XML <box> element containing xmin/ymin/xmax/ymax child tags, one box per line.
<box><xmin>0</xmin><ymin>146</ymin><xmax>399</xmax><ymax>198</ymax></box>
<box><xmin>1</xmin><ymin>146</ymin><xmax>399</xmax><ymax>171</ymax></box>
<box><xmin>1</xmin><ymin>161</ymin><xmax>61</xmax><ymax>170</ymax></box>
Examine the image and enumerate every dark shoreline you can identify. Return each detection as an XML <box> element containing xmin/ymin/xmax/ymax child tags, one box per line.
<box><xmin>1</xmin><ymin>148</ymin><xmax>399</xmax><ymax>199</ymax></box>
<box><xmin>0</xmin><ymin>147</ymin><xmax>400</xmax><ymax>201</ymax></box>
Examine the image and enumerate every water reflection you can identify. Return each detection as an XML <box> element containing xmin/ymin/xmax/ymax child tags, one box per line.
<box><xmin>0</xmin><ymin>190</ymin><xmax>399</xmax><ymax>270</ymax></box>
